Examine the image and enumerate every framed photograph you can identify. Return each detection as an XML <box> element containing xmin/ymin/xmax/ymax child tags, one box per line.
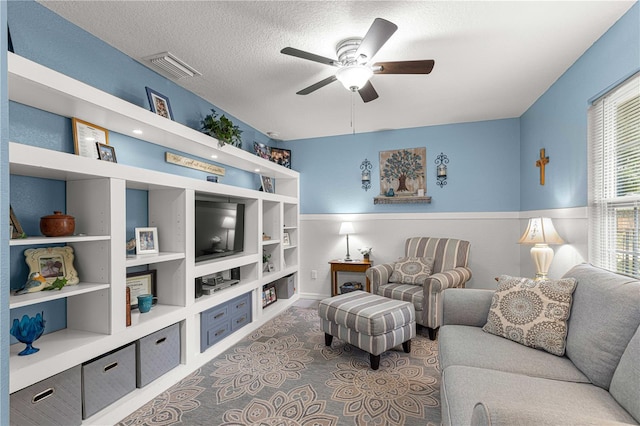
<box><xmin>126</xmin><ymin>269</ymin><xmax>157</xmax><ymax>309</ymax></box>
<box><xmin>267</xmin><ymin>262</ymin><xmax>275</xmax><ymax>273</ymax></box>
<box><xmin>72</xmin><ymin>117</ymin><xmax>109</xmax><ymax>159</ymax></box>
<box><xmin>283</xmin><ymin>232</ymin><xmax>290</xmax><ymax>246</ymax></box>
<box><xmin>9</xmin><ymin>205</ymin><xmax>24</xmax><ymax>239</ymax></box>
<box><xmin>24</xmin><ymin>246</ymin><xmax>80</xmax><ymax>285</ymax></box>
<box><xmin>135</xmin><ymin>227</ymin><xmax>159</xmax><ymax>255</ymax></box>
<box><xmin>146</xmin><ymin>87</ymin><xmax>173</xmax><ymax>120</ymax></box>
<box><xmin>96</xmin><ymin>142</ymin><xmax>117</xmax><ymax>163</ymax></box>
<box><xmin>254</xmin><ymin>142</ymin><xmax>271</xmax><ymax>160</ymax></box>
<box><xmin>270</xmin><ymin>147</ymin><xmax>291</xmax><ymax>169</ymax></box>
<box><xmin>261</xmin><ymin>175</ymin><xmax>275</xmax><ymax>193</ymax></box>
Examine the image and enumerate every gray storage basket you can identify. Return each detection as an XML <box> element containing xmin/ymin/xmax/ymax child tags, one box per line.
<box><xmin>82</xmin><ymin>343</ymin><xmax>136</xmax><ymax>419</ymax></box>
<box><xmin>136</xmin><ymin>323</ymin><xmax>180</xmax><ymax>388</ymax></box>
<box><xmin>10</xmin><ymin>365</ymin><xmax>82</xmax><ymax>426</ymax></box>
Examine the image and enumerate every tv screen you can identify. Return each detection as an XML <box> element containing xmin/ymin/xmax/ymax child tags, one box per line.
<box><xmin>195</xmin><ymin>200</ymin><xmax>245</xmax><ymax>263</ymax></box>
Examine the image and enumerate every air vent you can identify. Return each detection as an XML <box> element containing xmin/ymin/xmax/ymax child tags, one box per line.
<box><xmin>143</xmin><ymin>52</ymin><xmax>201</xmax><ymax>79</ymax></box>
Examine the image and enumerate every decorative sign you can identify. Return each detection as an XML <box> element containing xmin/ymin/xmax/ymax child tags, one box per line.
<box><xmin>165</xmin><ymin>152</ymin><xmax>225</xmax><ymax>176</ymax></box>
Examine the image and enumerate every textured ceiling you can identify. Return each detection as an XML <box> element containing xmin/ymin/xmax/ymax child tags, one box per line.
<box><xmin>38</xmin><ymin>1</ymin><xmax>635</xmax><ymax>141</ymax></box>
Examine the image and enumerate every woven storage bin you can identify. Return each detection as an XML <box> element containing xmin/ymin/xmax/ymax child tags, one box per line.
<box><xmin>82</xmin><ymin>343</ymin><xmax>136</xmax><ymax>419</ymax></box>
<box><xmin>10</xmin><ymin>365</ymin><xmax>82</xmax><ymax>426</ymax></box>
<box><xmin>136</xmin><ymin>323</ymin><xmax>180</xmax><ymax>388</ymax></box>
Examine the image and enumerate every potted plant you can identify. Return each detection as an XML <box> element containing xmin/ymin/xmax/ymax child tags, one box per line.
<box><xmin>200</xmin><ymin>109</ymin><xmax>243</xmax><ymax>148</ymax></box>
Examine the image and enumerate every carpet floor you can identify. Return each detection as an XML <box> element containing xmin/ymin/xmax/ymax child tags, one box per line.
<box><xmin>117</xmin><ymin>301</ymin><xmax>441</xmax><ymax>425</ymax></box>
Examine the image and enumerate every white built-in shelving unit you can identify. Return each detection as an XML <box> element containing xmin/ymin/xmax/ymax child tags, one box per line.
<box><xmin>7</xmin><ymin>52</ymin><xmax>300</xmax><ymax>425</ymax></box>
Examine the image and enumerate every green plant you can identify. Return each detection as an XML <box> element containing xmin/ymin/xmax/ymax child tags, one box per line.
<box><xmin>200</xmin><ymin>109</ymin><xmax>243</xmax><ymax>148</ymax></box>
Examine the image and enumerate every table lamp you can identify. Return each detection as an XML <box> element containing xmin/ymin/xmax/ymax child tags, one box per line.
<box><xmin>339</xmin><ymin>222</ymin><xmax>355</xmax><ymax>261</ymax></box>
<box><xmin>518</xmin><ymin>217</ymin><xmax>564</xmax><ymax>280</ymax></box>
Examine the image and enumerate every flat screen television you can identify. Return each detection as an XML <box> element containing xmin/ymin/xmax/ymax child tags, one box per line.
<box><xmin>195</xmin><ymin>199</ymin><xmax>245</xmax><ymax>263</ymax></box>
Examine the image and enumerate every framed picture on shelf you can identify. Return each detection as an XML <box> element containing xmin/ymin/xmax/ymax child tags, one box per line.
<box><xmin>254</xmin><ymin>142</ymin><xmax>271</xmax><ymax>160</ymax></box>
<box><xmin>96</xmin><ymin>142</ymin><xmax>117</xmax><ymax>163</ymax></box>
<box><xmin>24</xmin><ymin>246</ymin><xmax>80</xmax><ymax>285</ymax></box>
<box><xmin>126</xmin><ymin>269</ymin><xmax>157</xmax><ymax>309</ymax></box>
<box><xmin>135</xmin><ymin>227</ymin><xmax>159</xmax><ymax>255</ymax></box>
<box><xmin>267</xmin><ymin>262</ymin><xmax>275</xmax><ymax>273</ymax></box>
<box><xmin>146</xmin><ymin>87</ymin><xmax>173</xmax><ymax>120</ymax></box>
<box><xmin>283</xmin><ymin>232</ymin><xmax>290</xmax><ymax>246</ymax></box>
<box><xmin>270</xmin><ymin>147</ymin><xmax>291</xmax><ymax>169</ymax></box>
<box><xmin>72</xmin><ymin>117</ymin><xmax>109</xmax><ymax>159</ymax></box>
<box><xmin>261</xmin><ymin>175</ymin><xmax>275</xmax><ymax>193</ymax></box>
<box><xmin>9</xmin><ymin>205</ymin><xmax>24</xmax><ymax>239</ymax></box>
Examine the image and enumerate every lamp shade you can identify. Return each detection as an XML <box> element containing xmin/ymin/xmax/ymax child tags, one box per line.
<box><xmin>518</xmin><ymin>217</ymin><xmax>564</xmax><ymax>245</ymax></box>
<box><xmin>221</xmin><ymin>216</ymin><xmax>236</xmax><ymax>229</ymax></box>
<box><xmin>339</xmin><ymin>222</ymin><xmax>355</xmax><ymax>235</ymax></box>
<box><xmin>336</xmin><ymin>66</ymin><xmax>373</xmax><ymax>91</ymax></box>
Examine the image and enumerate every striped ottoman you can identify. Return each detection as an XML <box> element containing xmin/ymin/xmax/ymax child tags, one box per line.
<box><xmin>318</xmin><ymin>290</ymin><xmax>416</xmax><ymax>370</ymax></box>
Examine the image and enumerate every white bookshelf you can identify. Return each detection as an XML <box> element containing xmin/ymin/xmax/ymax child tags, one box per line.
<box><xmin>7</xmin><ymin>52</ymin><xmax>300</xmax><ymax>424</ymax></box>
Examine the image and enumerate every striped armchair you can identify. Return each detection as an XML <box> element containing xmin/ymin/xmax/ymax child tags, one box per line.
<box><xmin>366</xmin><ymin>237</ymin><xmax>472</xmax><ymax>340</ymax></box>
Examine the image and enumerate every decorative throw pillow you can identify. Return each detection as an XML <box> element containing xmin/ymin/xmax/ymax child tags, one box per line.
<box><xmin>388</xmin><ymin>257</ymin><xmax>434</xmax><ymax>285</ymax></box>
<box><xmin>482</xmin><ymin>275</ymin><xmax>578</xmax><ymax>356</ymax></box>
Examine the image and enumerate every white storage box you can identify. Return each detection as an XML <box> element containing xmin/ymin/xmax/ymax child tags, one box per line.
<box><xmin>136</xmin><ymin>323</ymin><xmax>180</xmax><ymax>388</ymax></box>
<box><xmin>10</xmin><ymin>365</ymin><xmax>82</xmax><ymax>426</ymax></box>
<box><xmin>82</xmin><ymin>343</ymin><xmax>136</xmax><ymax>419</ymax></box>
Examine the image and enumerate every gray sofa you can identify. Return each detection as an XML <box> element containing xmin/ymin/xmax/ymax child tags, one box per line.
<box><xmin>438</xmin><ymin>263</ymin><xmax>640</xmax><ymax>425</ymax></box>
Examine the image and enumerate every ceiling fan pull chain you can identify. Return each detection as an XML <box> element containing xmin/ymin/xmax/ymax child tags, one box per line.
<box><xmin>351</xmin><ymin>90</ymin><xmax>356</xmax><ymax>135</ymax></box>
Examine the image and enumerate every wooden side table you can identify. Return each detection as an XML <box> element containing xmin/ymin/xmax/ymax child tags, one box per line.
<box><xmin>329</xmin><ymin>259</ymin><xmax>373</xmax><ymax>296</ymax></box>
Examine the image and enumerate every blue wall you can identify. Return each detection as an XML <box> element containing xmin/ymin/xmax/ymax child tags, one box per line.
<box><xmin>519</xmin><ymin>3</ymin><xmax>639</xmax><ymax>211</ymax></box>
<box><xmin>1</xmin><ymin>0</ymin><xmax>10</xmax><ymax>422</ymax></box>
<box><xmin>281</xmin><ymin>119</ymin><xmax>521</xmax><ymax>213</ymax></box>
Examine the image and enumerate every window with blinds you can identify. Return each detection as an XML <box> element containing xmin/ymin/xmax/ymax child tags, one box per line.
<box><xmin>588</xmin><ymin>73</ymin><xmax>639</xmax><ymax>279</ymax></box>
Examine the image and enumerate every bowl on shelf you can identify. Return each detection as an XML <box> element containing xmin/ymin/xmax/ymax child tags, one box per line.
<box><xmin>40</xmin><ymin>211</ymin><xmax>75</xmax><ymax>237</ymax></box>
<box><xmin>10</xmin><ymin>312</ymin><xmax>46</xmax><ymax>356</ymax></box>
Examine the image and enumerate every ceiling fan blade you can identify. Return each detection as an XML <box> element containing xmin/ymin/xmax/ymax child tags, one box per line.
<box><xmin>373</xmin><ymin>60</ymin><xmax>435</xmax><ymax>74</ymax></box>
<box><xmin>356</xmin><ymin>18</ymin><xmax>398</xmax><ymax>62</ymax></box>
<box><xmin>358</xmin><ymin>81</ymin><xmax>379</xmax><ymax>103</ymax></box>
<box><xmin>281</xmin><ymin>47</ymin><xmax>337</xmax><ymax>66</ymax></box>
<box><xmin>296</xmin><ymin>75</ymin><xmax>338</xmax><ymax>95</ymax></box>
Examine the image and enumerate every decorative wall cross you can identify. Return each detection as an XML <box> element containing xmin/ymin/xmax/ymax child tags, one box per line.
<box><xmin>536</xmin><ymin>148</ymin><xmax>549</xmax><ymax>185</ymax></box>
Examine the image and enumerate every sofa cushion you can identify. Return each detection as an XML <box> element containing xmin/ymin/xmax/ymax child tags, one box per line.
<box><xmin>441</xmin><ymin>365</ymin><xmax>638</xmax><ymax>426</ymax></box>
<box><xmin>563</xmin><ymin>263</ymin><xmax>640</xmax><ymax>390</ymax></box>
<box><xmin>389</xmin><ymin>256</ymin><xmax>434</xmax><ymax>285</ymax></box>
<box><xmin>439</xmin><ymin>325</ymin><xmax>589</xmax><ymax>383</ymax></box>
<box><xmin>609</xmin><ymin>325</ymin><xmax>640</xmax><ymax>423</ymax></box>
<box><xmin>482</xmin><ymin>275</ymin><xmax>577</xmax><ymax>356</ymax></box>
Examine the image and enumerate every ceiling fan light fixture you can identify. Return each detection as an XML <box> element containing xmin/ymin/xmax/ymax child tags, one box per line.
<box><xmin>336</xmin><ymin>66</ymin><xmax>373</xmax><ymax>91</ymax></box>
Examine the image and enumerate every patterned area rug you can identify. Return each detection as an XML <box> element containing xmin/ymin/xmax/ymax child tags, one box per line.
<box><xmin>118</xmin><ymin>303</ymin><xmax>441</xmax><ymax>425</ymax></box>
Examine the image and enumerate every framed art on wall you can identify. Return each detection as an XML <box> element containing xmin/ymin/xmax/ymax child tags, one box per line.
<box><xmin>146</xmin><ymin>87</ymin><xmax>173</xmax><ymax>120</ymax></box>
<box><xmin>72</xmin><ymin>117</ymin><xmax>109</xmax><ymax>159</ymax></box>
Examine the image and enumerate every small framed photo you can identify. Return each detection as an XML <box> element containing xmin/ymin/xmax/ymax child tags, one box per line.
<box><xmin>270</xmin><ymin>147</ymin><xmax>291</xmax><ymax>169</ymax></box>
<box><xmin>96</xmin><ymin>142</ymin><xmax>117</xmax><ymax>163</ymax></box>
<box><xmin>282</xmin><ymin>232</ymin><xmax>290</xmax><ymax>246</ymax></box>
<box><xmin>146</xmin><ymin>87</ymin><xmax>173</xmax><ymax>120</ymax></box>
<box><xmin>72</xmin><ymin>117</ymin><xmax>109</xmax><ymax>159</ymax></box>
<box><xmin>261</xmin><ymin>175</ymin><xmax>275</xmax><ymax>193</ymax></box>
<box><xmin>135</xmin><ymin>227</ymin><xmax>159</xmax><ymax>255</ymax></box>
<box><xmin>24</xmin><ymin>246</ymin><xmax>80</xmax><ymax>285</ymax></box>
<box><xmin>254</xmin><ymin>142</ymin><xmax>271</xmax><ymax>160</ymax></box>
<box><xmin>267</xmin><ymin>263</ymin><xmax>275</xmax><ymax>273</ymax></box>
<box><xmin>126</xmin><ymin>269</ymin><xmax>157</xmax><ymax>309</ymax></box>
<box><xmin>9</xmin><ymin>205</ymin><xmax>24</xmax><ymax>239</ymax></box>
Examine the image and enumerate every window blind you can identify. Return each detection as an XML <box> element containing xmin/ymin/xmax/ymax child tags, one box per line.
<box><xmin>588</xmin><ymin>73</ymin><xmax>640</xmax><ymax>278</ymax></box>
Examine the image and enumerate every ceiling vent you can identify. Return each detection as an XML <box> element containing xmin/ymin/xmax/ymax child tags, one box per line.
<box><xmin>143</xmin><ymin>52</ymin><xmax>201</xmax><ymax>79</ymax></box>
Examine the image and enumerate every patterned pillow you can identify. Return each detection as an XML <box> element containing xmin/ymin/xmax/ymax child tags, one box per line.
<box><xmin>388</xmin><ymin>257</ymin><xmax>434</xmax><ymax>285</ymax></box>
<box><xmin>483</xmin><ymin>275</ymin><xmax>578</xmax><ymax>356</ymax></box>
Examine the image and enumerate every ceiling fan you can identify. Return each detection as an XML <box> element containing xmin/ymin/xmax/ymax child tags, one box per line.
<box><xmin>281</xmin><ymin>18</ymin><xmax>435</xmax><ymax>103</ymax></box>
